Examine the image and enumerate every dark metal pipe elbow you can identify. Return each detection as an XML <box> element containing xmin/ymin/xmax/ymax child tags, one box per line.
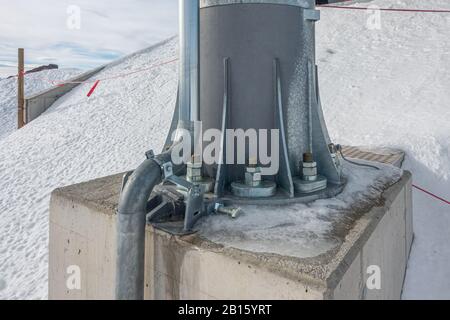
<box><xmin>115</xmin><ymin>158</ymin><xmax>163</xmax><ymax>300</ymax></box>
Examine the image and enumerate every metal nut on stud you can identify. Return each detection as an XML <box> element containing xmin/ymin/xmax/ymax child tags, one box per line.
<box><xmin>302</xmin><ymin>162</ymin><xmax>316</xmax><ymax>168</ymax></box>
<box><xmin>245</xmin><ymin>171</ymin><xmax>262</xmax><ymax>187</ymax></box>
<box><xmin>186</xmin><ymin>159</ymin><xmax>203</xmax><ymax>183</ymax></box>
<box><xmin>303</xmin><ymin>166</ymin><xmax>318</xmax><ymax>177</ymax></box>
<box><xmin>246</xmin><ymin>166</ymin><xmax>258</xmax><ymax>173</ymax></box>
<box><xmin>300</xmin><ymin>153</ymin><xmax>319</xmax><ymax>181</ymax></box>
<box><xmin>245</xmin><ymin>162</ymin><xmax>262</xmax><ymax>187</ymax></box>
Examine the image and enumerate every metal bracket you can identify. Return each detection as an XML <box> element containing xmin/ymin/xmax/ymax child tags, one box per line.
<box><xmin>165</xmin><ymin>174</ymin><xmax>206</xmax><ymax>233</ymax></box>
<box><xmin>145</xmin><ymin>149</ymin><xmax>155</xmax><ymax>160</ymax></box>
<box><xmin>274</xmin><ymin>59</ymin><xmax>295</xmax><ymax>197</ymax></box>
<box><xmin>214</xmin><ymin>57</ymin><xmax>230</xmax><ymax>197</ymax></box>
<box><xmin>183</xmin><ymin>185</ymin><xmax>205</xmax><ymax>231</ymax></box>
<box><xmin>161</xmin><ymin>162</ymin><xmax>174</xmax><ymax>179</ymax></box>
<box><xmin>145</xmin><ymin>149</ymin><xmax>174</xmax><ymax>180</ymax></box>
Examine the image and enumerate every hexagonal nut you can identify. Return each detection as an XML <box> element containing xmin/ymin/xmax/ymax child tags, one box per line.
<box><xmin>245</xmin><ymin>172</ymin><xmax>262</xmax><ymax>186</ymax></box>
<box><xmin>246</xmin><ymin>166</ymin><xmax>261</xmax><ymax>173</ymax></box>
<box><xmin>187</xmin><ymin>162</ymin><xmax>202</xmax><ymax>169</ymax></box>
<box><xmin>302</xmin><ymin>161</ymin><xmax>317</xmax><ymax>168</ymax></box>
<box><xmin>302</xmin><ymin>166</ymin><xmax>318</xmax><ymax>177</ymax></box>
<box><xmin>187</xmin><ymin>167</ymin><xmax>202</xmax><ymax>179</ymax></box>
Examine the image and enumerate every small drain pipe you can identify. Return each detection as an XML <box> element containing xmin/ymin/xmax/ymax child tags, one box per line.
<box><xmin>115</xmin><ymin>151</ymin><xmax>181</xmax><ymax>300</ymax></box>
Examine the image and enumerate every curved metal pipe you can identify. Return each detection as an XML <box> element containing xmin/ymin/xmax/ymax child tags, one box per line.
<box><xmin>115</xmin><ymin>150</ymin><xmax>182</xmax><ymax>300</ymax></box>
<box><xmin>115</xmin><ymin>159</ymin><xmax>162</xmax><ymax>300</ymax></box>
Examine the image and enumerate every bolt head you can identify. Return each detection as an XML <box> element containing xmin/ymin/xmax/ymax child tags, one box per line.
<box><xmin>246</xmin><ymin>166</ymin><xmax>261</xmax><ymax>174</ymax></box>
<box><xmin>303</xmin><ymin>166</ymin><xmax>318</xmax><ymax>177</ymax></box>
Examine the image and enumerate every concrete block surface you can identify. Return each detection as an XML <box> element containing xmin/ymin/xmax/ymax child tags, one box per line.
<box><xmin>49</xmin><ymin>151</ymin><xmax>413</xmax><ymax>300</ymax></box>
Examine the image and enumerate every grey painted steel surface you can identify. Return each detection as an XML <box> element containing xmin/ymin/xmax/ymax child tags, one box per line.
<box><xmin>199</xmin><ymin>2</ymin><xmax>342</xmax><ymax>186</ymax></box>
<box><xmin>24</xmin><ymin>66</ymin><xmax>104</xmax><ymax>123</ymax></box>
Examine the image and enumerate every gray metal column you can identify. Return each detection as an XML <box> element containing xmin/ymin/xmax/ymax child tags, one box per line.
<box><xmin>179</xmin><ymin>0</ymin><xmax>200</xmax><ymax>123</ymax></box>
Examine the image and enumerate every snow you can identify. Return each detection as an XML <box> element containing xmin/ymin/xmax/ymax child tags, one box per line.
<box><xmin>317</xmin><ymin>0</ymin><xmax>450</xmax><ymax>299</ymax></box>
<box><xmin>0</xmin><ymin>39</ymin><xmax>178</xmax><ymax>299</ymax></box>
<box><xmin>197</xmin><ymin>162</ymin><xmax>402</xmax><ymax>259</ymax></box>
<box><xmin>0</xmin><ymin>0</ymin><xmax>449</xmax><ymax>299</ymax></box>
<box><xmin>0</xmin><ymin>69</ymin><xmax>81</xmax><ymax>140</ymax></box>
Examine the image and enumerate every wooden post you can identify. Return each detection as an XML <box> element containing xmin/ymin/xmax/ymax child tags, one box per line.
<box><xmin>18</xmin><ymin>48</ymin><xmax>25</xmax><ymax>128</ymax></box>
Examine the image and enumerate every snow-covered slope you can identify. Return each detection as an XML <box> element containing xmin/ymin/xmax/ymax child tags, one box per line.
<box><xmin>0</xmin><ymin>69</ymin><xmax>81</xmax><ymax>140</ymax></box>
<box><xmin>0</xmin><ymin>0</ymin><xmax>449</xmax><ymax>299</ymax></box>
<box><xmin>0</xmin><ymin>39</ymin><xmax>178</xmax><ymax>299</ymax></box>
<box><xmin>317</xmin><ymin>0</ymin><xmax>450</xmax><ymax>299</ymax></box>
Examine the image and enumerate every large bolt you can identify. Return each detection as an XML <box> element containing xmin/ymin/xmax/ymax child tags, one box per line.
<box><xmin>301</xmin><ymin>153</ymin><xmax>318</xmax><ymax>182</ymax></box>
<box><xmin>215</xmin><ymin>204</ymin><xmax>242</xmax><ymax>219</ymax></box>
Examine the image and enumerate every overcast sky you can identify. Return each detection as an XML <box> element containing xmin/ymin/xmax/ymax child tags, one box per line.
<box><xmin>0</xmin><ymin>0</ymin><xmax>178</xmax><ymax>77</ymax></box>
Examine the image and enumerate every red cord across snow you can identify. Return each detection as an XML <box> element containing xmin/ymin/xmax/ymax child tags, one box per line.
<box><xmin>413</xmin><ymin>185</ymin><xmax>450</xmax><ymax>205</ymax></box>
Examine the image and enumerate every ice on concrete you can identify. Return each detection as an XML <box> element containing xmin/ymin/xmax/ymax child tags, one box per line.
<box><xmin>196</xmin><ymin>162</ymin><xmax>402</xmax><ymax>259</ymax></box>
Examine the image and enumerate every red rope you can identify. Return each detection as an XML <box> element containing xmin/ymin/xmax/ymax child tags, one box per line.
<box><xmin>319</xmin><ymin>4</ymin><xmax>450</xmax><ymax>13</ymax></box>
<box><xmin>50</xmin><ymin>57</ymin><xmax>179</xmax><ymax>87</ymax></box>
<box><xmin>86</xmin><ymin>80</ymin><xmax>100</xmax><ymax>97</ymax></box>
<box><xmin>413</xmin><ymin>184</ymin><xmax>450</xmax><ymax>205</ymax></box>
<box><xmin>8</xmin><ymin>57</ymin><xmax>179</xmax><ymax>87</ymax></box>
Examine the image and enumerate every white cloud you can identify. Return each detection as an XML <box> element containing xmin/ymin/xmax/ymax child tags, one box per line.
<box><xmin>0</xmin><ymin>0</ymin><xmax>178</xmax><ymax>76</ymax></box>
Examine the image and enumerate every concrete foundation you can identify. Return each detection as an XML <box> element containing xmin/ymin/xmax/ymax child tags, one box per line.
<box><xmin>49</xmin><ymin>148</ymin><xmax>412</xmax><ymax>300</ymax></box>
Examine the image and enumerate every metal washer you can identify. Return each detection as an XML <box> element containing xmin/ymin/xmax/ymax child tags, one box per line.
<box><xmin>230</xmin><ymin>180</ymin><xmax>277</xmax><ymax>198</ymax></box>
<box><xmin>293</xmin><ymin>175</ymin><xmax>327</xmax><ymax>194</ymax></box>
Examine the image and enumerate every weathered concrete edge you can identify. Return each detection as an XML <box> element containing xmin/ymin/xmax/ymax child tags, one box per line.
<box><xmin>50</xmin><ymin>170</ymin><xmax>412</xmax><ymax>296</ymax></box>
<box><xmin>51</xmin><ymin>172</ymin><xmax>126</xmax><ymax>215</ymax></box>
<box><xmin>323</xmin><ymin>171</ymin><xmax>412</xmax><ymax>297</ymax></box>
<box><xmin>181</xmin><ymin>171</ymin><xmax>412</xmax><ymax>294</ymax></box>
